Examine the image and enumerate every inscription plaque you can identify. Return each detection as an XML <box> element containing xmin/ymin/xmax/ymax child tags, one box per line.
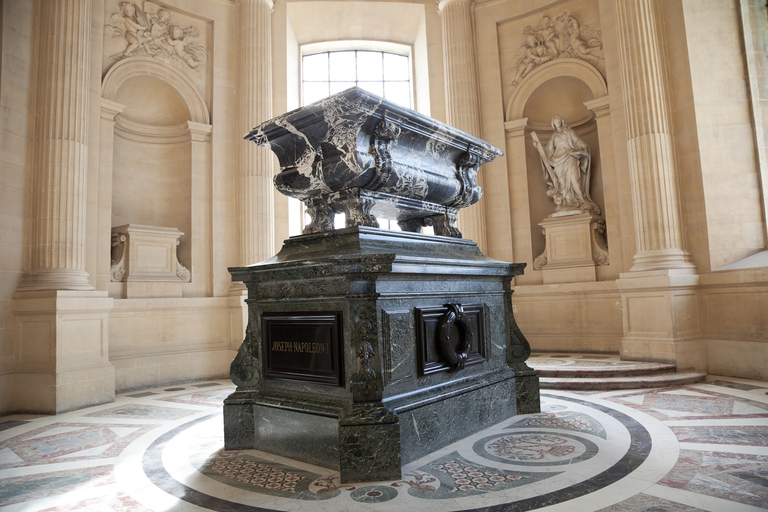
<box><xmin>416</xmin><ymin>304</ymin><xmax>486</xmax><ymax>376</ymax></box>
<box><xmin>263</xmin><ymin>312</ymin><xmax>343</xmax><ymax>386</ymax></box>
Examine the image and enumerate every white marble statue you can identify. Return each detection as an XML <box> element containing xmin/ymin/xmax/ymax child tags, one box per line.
<box><xmin>532</xmin><ymin>115</ymin><xmax>600</xmax><ymax>216</ymax></box>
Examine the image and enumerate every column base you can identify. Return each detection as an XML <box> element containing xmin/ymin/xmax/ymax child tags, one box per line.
<box><xmin>11</xmin><ymin>290</ymin><xmax>115</xmax><ymax>413</ymax></box>
<box><xmin>617</xmin><ymin>269</ymin><xmax>705</xmax><ymax>371</ymax></box>
<box><xmin>630</xmin><ymin>249</ymin><xmax>697</xmax><ymax>272</ymax></box>
<box><xmin>16</xmin><ymin>269</ymin><xmax>95</xmax><ymax>292</ymax></box>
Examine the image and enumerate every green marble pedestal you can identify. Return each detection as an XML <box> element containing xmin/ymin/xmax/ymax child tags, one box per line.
<box><xmin>224</xmin><ymin>227</ymin><xmax>540</xmax><ymax>483</ymax></box>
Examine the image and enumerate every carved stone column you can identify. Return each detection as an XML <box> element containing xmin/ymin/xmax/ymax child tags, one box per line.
<box><xmin>614</xmin><ymin>0</ymin><xmax>703</xmax><ymax>371</ymax></box>
<box><xmin>236</xmin><ymin>0</ymin><xmax>275</xmax><ymax>271</ymax></box>
<box><xmin>614</xmin><ymin>0</ymin><xmax>695</xmax><ymax>272</ymax></box>
<box><xmin>12</xmin><ymin>0</ymin><xmax>115</xmax><ymax>414</ymax></box>
<box><xmin>437</xmin><ymin>0</ymin><xmax>487</xmax><ymax>251</ymax></box>
<box><xmin>18</xmin><ymin>0</ymin><xmax>94</xmax><ymax>291</ymax></box>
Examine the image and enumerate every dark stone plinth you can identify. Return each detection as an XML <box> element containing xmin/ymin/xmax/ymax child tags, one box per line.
<box><xmin>224</xmin><ymin>228</ymin><xmax>540</xmax><ymax>483</ymax></box>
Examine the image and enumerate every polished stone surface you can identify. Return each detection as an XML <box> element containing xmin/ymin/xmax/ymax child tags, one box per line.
<box><xmin>2</xmin><ymin>371</ymin><xmax>767</xmax><ymax>510</ymax></box>
<box><xmin>244</xmin><ymin>87</ymin><xmax>503</xmax><ymax>236</ymax></box>
<box><xmin>226</xmin><ymin>227</ymin><xmax>539</xmax><ymax>482</ymax></box>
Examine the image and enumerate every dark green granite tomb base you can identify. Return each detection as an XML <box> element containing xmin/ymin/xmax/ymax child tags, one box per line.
<box><xmin>224</xmin><ymin>227</ymin><xmax>540</xmax><ymax>483</ymax></box>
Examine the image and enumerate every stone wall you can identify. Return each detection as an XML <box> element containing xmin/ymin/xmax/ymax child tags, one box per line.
<box><xmin>1</xmin><ymin>0</ymin><xmax>767</xmax><ymax>414</ymax></box>
<box><xmin>474</xmin><ymin>0</ymin><xmax>768</xmax><ymax>376</ymax></box>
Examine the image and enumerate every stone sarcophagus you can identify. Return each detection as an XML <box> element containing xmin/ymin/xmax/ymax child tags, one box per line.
<box><xmin>244</xmin><ymin>87</ymin><xmax>502</xmax><ymax>237</ymax></box>
<box><xmin>225</xmin><ymin>88</ymin><xmax>540</xmax><ymax>483</ymax></box>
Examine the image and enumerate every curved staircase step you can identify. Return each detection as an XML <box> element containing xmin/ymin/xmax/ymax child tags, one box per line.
<box><xmin>531</xmin><ymin>361</ymin><xmax>677</xmax><ymax>378</ymax></box>
<box><xmin>539</xmin><ymin>371</ymin><xmax>708</xmax><ymax>390</ymax></box>
<box><xmin>529</xmin><ymin>353</ymin><xmax>708</xmax><ymax>390</ymax></box>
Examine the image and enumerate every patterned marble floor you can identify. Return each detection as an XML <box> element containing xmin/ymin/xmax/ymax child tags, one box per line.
<box><xmin>1</xmin><ymin>370</ymin><xmax>768</xmax><ymax>511</ymax></box>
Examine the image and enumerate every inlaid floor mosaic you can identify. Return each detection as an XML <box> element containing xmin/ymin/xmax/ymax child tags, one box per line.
<box><xmin>1</xmin><ymin>370</ymin><xmax>768</xmax><ymax>511</ymax></box>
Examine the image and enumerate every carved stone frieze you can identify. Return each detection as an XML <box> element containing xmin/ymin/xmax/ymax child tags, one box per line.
<box><xmin>105</xmin><ymin>1</ymin><xmax>207</xmax><ymax>77</ymax></box>
<box><xmin>508</xmin><ymin>11</ymin><xmax>603</xmax><ymax>87</ymax></box>
<box><xmin>591</xmin><ymin>219</ymin><xmax>610</xmax><ymax>266</ymax></box>
<box><xmin>110</xmin><ymin>234</ymin><xmax>127</xmax><ymax>282</ymax></box>
<box><xmin>351</xmin><ymin>305</ymin><xmax>381</xmax><ymax>402</ymax></box>
<box><xmin>230</xmin><ymin>319</ymin><xmax>260</xmax><ymax>388</ymax></box>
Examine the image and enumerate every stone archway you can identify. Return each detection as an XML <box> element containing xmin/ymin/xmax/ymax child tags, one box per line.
<box><xmin>506</xmin><ymin>58</ymin><xmax>607</xmax><ymax>122</ymax></box>
<box><xmin>102</xmin><ymin>56</ymin><xmax>209</xmax><ymax>124</ymax></box>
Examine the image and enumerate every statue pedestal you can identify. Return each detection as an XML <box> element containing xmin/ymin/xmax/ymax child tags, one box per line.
<box><xmin>109</xmin><ymin>224</ymin><xmax>191</xmax><ymax>298</ymax></box>
<box><xmin>534</xmin><ymin>212</ymin><xmax>609</xmax><ymax>284</ymax></box>
<box><xmin>224</xmin><ymin>228</ymin><xmax>540</xmax><ymax>483</ymax></box>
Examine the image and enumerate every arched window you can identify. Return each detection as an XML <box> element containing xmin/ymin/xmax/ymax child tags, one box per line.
<box><xmin>289</xmin><ymin>43</ymin><xmax>415</xmax><ymax>235</ymax></box>
<box><xmin>302</xmin><ymin>49</ymin><xmax>412</xmax><ymax>108</ymax></box>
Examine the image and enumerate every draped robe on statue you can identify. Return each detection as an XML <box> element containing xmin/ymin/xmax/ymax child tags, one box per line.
<box><xmin>536</xmin><ymin>115</ymin><xmax>600</xmax><ymax>216</ymax></box>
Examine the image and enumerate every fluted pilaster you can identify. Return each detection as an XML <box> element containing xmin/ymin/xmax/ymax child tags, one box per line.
<box><xmin>438</xmin><ymin>0</ymin><xmax>486</xmax><ymax>251</ymax></box>
<box><xmin>615</xmin><ymin>0</ymin><xmax>695</xmax><ymax>271</ymax></box>
<box><xmin>236</xmin><ymin>0</ymin><xmax>275</xmax><ymax>267</ymax></box>
<box><xmin>19</xmin><ymin>0</ymin><xmax>93</xmax><ymax>290</ymax></box>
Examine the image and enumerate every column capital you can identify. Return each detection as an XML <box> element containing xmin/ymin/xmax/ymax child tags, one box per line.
<box><xmin>236</xmin><ymin>0</ymin><xmax>274</xmax><ymax>10</ymax></box>
<box><xmin>437</xmin><ymin>0</ymin><xmax>474</xmax><ymax>13</ymax></box>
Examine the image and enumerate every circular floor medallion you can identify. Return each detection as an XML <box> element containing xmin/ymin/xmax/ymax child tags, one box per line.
<box><xmin>350</xmin><ymin>485</ymin><xmax>398</xmax><ymax>503</ymax></box>
<box><xmin>474</xmin><ymin>431</ymin><xmax>598</xmax><ymax>466</ymax></box>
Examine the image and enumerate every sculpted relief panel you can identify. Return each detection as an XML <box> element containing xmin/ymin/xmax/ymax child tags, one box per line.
<box><xmin>103</xmin><ymin>1</ymin><xmax>209</xmax><ymax>82</ymax></box>
<box><xmin>507</xmin><ymin>11</ymin><xmax>603</xmax><ymax>87</ymax></box>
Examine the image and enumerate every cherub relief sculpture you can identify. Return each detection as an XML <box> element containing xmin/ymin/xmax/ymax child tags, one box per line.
<box><xmin>110</xmin><ymin>1</ymin><xmax>153</xmax><ymax>59</ymax></box>
<box><xmin>106</xmin><ymin>1</ymin><xmax>207</xmax><ymax>76</ymax></box>
<box><xmin>532</xmin><ymin>115</ymin><xmax>600</xmax><ymax>216</ymax></box>
<box><xmin>510</xmin><ymin>34</ymin><xmax>553</xmax><ymax>86</ymax></box>
<box><xmin>165</xmin><ymin>25</ymin><xmax>206</xmax><ymax>71</ymax></box>
<box><xmin>508</xmin><ymin>11</ymin><xmax>603</xmax><ymax>87</ymax></box>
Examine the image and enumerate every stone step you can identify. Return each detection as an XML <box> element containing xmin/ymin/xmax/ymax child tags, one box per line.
<box><xmin>539</xmin><ymin>371</ymin><xmax>708</xmax><ymax>390</ymax></box>
<box><xmin>532</xmin><ymin>361</ymin><xmax>678</xmax><ymax>379</ymax></box>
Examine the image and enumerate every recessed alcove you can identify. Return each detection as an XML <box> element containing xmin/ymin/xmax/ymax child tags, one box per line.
<box><xmin>522</xmin><ymin>76</ymin><xmax>593</xmax><ymax>129</ymax></box>
<box><xmin>522</xmin><ymin>76</ymin><xmax>604</xmax><ymax>264</ymax></box>
<box><xmin>101</xmin><ymin>57</ymin><xmax>213</xmax><ymax>299</ymax></box>
<box><xmin>111</xmin><ymin>75</ymin><xmax>193</xmax><ymax>280</ymax></box>
<box><xmin>114</xmin><ymin>75</ymin><xmax>192</xmax><ymax>126</ymax></box>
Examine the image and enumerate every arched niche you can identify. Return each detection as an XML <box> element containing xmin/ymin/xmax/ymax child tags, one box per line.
<box><xmin>506</xmin><ymin>58</ymin><xmax>607</xmax><ymax>122</ymax></box>
<box><xmin>102</xmin><ymin>57</ymin><xmax>209</xmax><ymax>124</ymax></box>
<box><xmin>504</xmin><ymin>59</ymin><xmax>611</xmax><ymax>278</ymax></box>
<box><xmin>114</xmin><ymin>75</ymin><xmax>192</xmax><ymax>126</ymax></box>
<box><xmin>100</xmin><ymin>57</ymin><xmax>212</xmax><ymax>298</ymax></box>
